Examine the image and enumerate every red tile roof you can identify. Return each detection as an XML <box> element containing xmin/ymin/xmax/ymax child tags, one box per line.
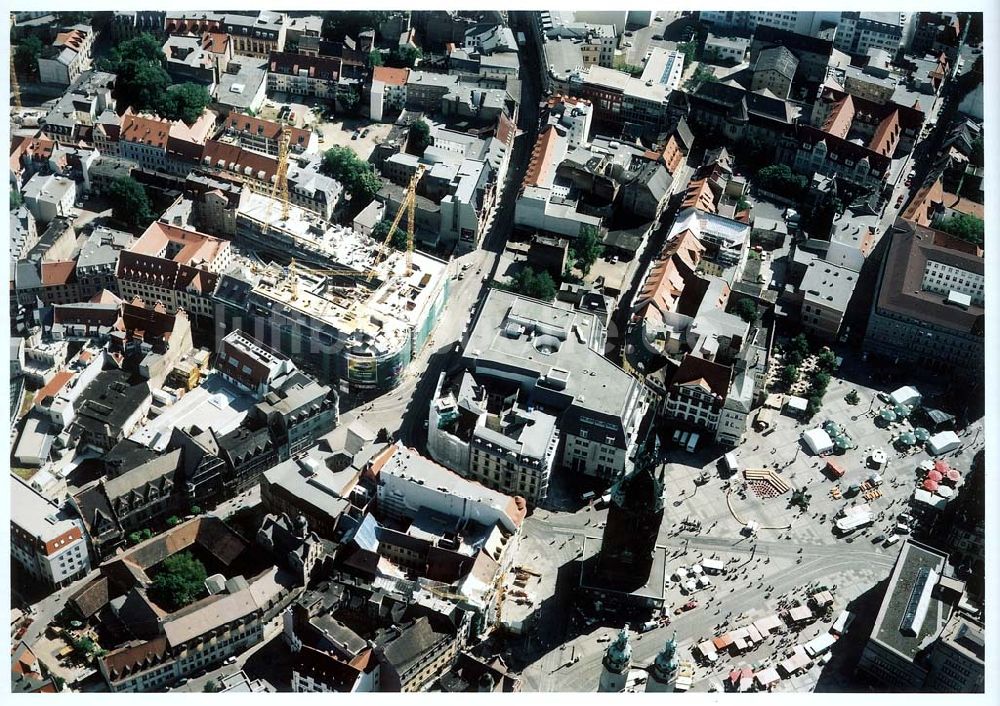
<box><xmin>35</xmin><ymin>371</ymin><xmax>74</xmax><ymax>407</ymax></box>
<box><xmin>121</xmin><ymin>113</ymin><xmax>170</xmax><ymax>149</ymax></box>
<box><xmin>222</xmin><ymin>113</ymin><xmax>312</xmax><ymax>147</ymax></box>
<box><xmin>372</xmin><ymin>66</ymin><xmax>410</xmax><ymax>86</ymax></box>
<box><xmin>41</xmin><ymin>261</ymin><xmax>77</xmax><ymax>286</ymax></box>
<box><xmin>523</xmin><ymin>125</ymin><xmax>561</xmax><ymax>188</ymax></box>
<box><xmin>202</xmin><ymin>139</ymin><xmax>279</xmax><ymax>182</ymax></box>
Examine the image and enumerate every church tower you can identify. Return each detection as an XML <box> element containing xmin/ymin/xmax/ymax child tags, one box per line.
<box><xmin>598</xmin><ymin>625</ymin><xmax>633</xmax><ymax>692</ymax></box>
<box><xmin>594</xmin><ymin>457</ymin><xmax>665</xmax><ymax>591</ymax></box>
<box><xmin>645</xmin><ymin>632</ymin><xmax>679</xmax><ymax>692</ymax></box>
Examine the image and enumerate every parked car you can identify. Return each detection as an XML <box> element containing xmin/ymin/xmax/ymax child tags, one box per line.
<box><xmin>224</xmin><ymin>656</ymin><xmax>238</xmax><ymax>665</ymax></box>
<box><xmin>871</xmin><ymin>533</ymin><xmax>885</xmax><ymax>544</ymax></box>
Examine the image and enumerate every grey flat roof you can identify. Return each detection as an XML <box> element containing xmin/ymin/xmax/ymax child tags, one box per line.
<box><xmin>870</xmin><ymin>541</ymin><xmax>949</xmax><ymax>660</ymax></box>
<box><xmin>263</xmin><ymin>450</ymin><xmax>356</xmax><ymax>519</ymax></box>
<box><xmin>11</xmin><ymin>473</ymin><xmax>77</xmax><ymax>543</ymax></box>
<box><xmin>801</xmin><ymin>259</ymin><xmax>858</xmax><ymax>311</ymax></box>
<box><xmin>463</xmin><ymin>289</ymin><xmax>641</xmax><ymax>419</ymax></box>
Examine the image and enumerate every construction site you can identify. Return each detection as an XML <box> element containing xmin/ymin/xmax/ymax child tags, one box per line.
<box><xmin>203</xmin><ymin>135</ymin><xmax>452</xmax><ymax>395</ymax></box>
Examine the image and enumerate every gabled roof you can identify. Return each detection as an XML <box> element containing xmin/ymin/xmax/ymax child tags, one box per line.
<box><xmin>372</xmin><ymin>66</ymin><xmax>410</xmax><ymax>86</ymax></box>
<box><xmin>671</xmin><ymin>354</ymin><xmax>732</xmax><ymax>399</ymax></box>
<box><xmin>120</xmin><ymin>113</ymin><xmax>170</xmax><ymax>149</ymax></box>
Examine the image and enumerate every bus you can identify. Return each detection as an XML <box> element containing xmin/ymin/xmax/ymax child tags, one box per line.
<box><xmin>679</xmin><ymin>431</ymin><xmax>690</xmax><ymax>447</ymax></box>
<box><xmin>686</xmin><ymin>432</ymin><xmax>700</xmax><ymax>453</ymax></box>
<box><xmin>834</xmin><ymin>511</ymin><xmax>873</xmax><ymax>534</ymax></box>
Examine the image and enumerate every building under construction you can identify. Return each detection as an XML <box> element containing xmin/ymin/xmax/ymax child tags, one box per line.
<box><xmin>214</xmin><ymin>192</ymin><xmax>450</xmax><ymax>397</ymax></box>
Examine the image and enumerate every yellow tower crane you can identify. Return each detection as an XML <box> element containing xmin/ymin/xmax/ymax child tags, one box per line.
<box><xmin>367</xmin><ymin>164</ymin><xmax>425</xmax><ymax>281</ymax></box>
<box><xmin>264</xmin><ymin>123</ymin><xmax>292</xmax><ymax>224</ymax></box>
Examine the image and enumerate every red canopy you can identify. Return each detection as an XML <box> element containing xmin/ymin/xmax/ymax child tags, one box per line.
<box><xmin>927</xmin><ymin>470</ymin><xmax>943</xmax><ymax>482</ymax></box>
<box><xmin>934</xmin><ymin>460</ymin><xmax>950</xmax><ymax>473</ymax></box>
<box><xmin>946</xmin><ymin>469</ymin><xmax>961</xmax><ymax>483</ymax></box>
<box><xmin>922</xmin><ymin>479</ymin><xmax>940</xmax><ymax>492</ymax></box>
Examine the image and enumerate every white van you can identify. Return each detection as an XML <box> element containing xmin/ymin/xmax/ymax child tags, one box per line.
<box><xmin>724</xmin><ymin>452</ymin><xmax>739</xmax><ymax>475</ymax></box>
<box><xmin>883</xmin><ymin>534</ymin><xmax>901</xmax><ymax>547</ymax></box>
<box><xmin>686</xmin><ymin>432</ymin><xmax>700</xmax><ymax>453</ymax></box>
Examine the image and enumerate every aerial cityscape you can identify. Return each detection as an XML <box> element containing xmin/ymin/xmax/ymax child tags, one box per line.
<box><xmin>8</xmin><ymin>8</ymin><xmax>988</xmax><ymax>695</ymax></box>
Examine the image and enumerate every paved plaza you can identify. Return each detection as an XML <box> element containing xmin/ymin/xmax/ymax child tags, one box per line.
<box><xmin>510</xmin><ymin>354</ymin><xmax>982</xmax><ymax>692</ymax></box>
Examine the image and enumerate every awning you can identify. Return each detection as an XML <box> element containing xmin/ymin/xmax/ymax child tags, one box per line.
<box><xmin>946</xmin><ymin>469</ymin><xmax>961</xmax><ymax>483</ymax></box>
<box><xmin>927</xmin><ymin>469</ymin><xmax>943</xmax><ymax>482</ymax></box>
<box><xmin>755</xmin><ymin>666</ymin><xmax>781</xmax><ymax>686</ymax></box>
<box><xmin>879</xmin><ymin>408</ymin><xmax>897</xmax><ymax>423</ymax></box>
<box><xmin>936</xmin><ymin>485</ymin><xmax>954</xmax><ymax>498</ymax></box>
<box><xmin>893</xmin><ymin>404</ymin><xmax>910</xmax><ymax>418</ymax></box>
<box><xmin>913</xmin><ymin>427</ymin><xmax>930</xmax><ymax>442</ymax></box>
<box><xmin>923</xmin><ymin>479</ymin><xmax>939</xmax><ymax>492</ymax></box>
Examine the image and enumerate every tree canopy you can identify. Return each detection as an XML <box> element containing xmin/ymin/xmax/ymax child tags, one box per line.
<box><xmin>574</xmin><ymin>225</ymin><xmax>604</xmax><ymax>276</ymax></box>
<box><xmin>156</xmin><ymin>83</ymin><xmax>212</xmax><ymax>124</ymax></box>
<box><xmin>373</xmin><ymin>218</ymin><xmax>407</xmax><ymax>251</ymax></box>
<box><xmin>733</xmin><ymin>298</ymin><xmax>758</xmax><ymax>323</ymax></box>
<box><xmin>505</xmin><ymin>267</ymin><xmax>557</xmax><ymax>302</ymax></box>
<box><xmin>756</xmin><ymin>164</ymin><xmax>808</xmax><ymax>198</ymax></box>
<box><xmin>409</xmin><ymin>119</ymin><xmax>431</xmax><ymax>155</ymax></box>
<box><xmin>321</xmin><ymin>146</ymin><xmax>383</xmax><ymax>204</ymax></box>
<box><xmin>936</xmin><ymin>213</ymin><xmax>984</xmax><ymax>246</ymax></box>
<box><xmin>148</xmin><ymin>551</ymin><xmax>207</xmax><ymax>611</ymax></box>
<box><xmin>368</xmin><ymin>49</ymin><xmax>384</xmax><ymax>68</ymax></box>
<box><xmin>99</xmin><ymin>33</ymin><xmax>171</xmax><ymax>113</ymax></box>
<box><xmin>390</xmin><ymin>45</ymin><xmax>422</xmax><ymax>69</ymax></box>
<box><xmin>11</xmin><ymin>189</ymin><xmax>24</xmax><ymax>211</ymax></box>
<box><xmin>321</xmin><ymin>11</ymin><xmax>392</xmax><ymax>40</ymax></box>
<box><xmin>108</xmin><ymin>176</ymin><xmax>155</xmax><ymax>230</ymax></box>
<box><xmin>14</xmin><ymin>35</ymin><xmax>43</xmax><ymax>77</ymax></box>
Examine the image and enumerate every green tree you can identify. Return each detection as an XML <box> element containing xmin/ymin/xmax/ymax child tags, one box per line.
<box><xmin>321</xmin><ymin>146</ymin><xmax>382</xmax><ymax>203</ymax></box>
<box><xmin>338</xmin><ymin>84</ymin><xmax>361</xmax><ymax>114</ymax></box>
<box><xmin>155</xmin><ymin>83</ymin><xmax>212</xmax><ymax>124</ymax></box>
<box><xmin>733</xmin><ymin>298</ymin><xmax>758</xmax><ymax>323</ymax></box>
<box><xmin>391</xmin><ymin>45</ymin><xmax>422</xmax><ymax>68</ymax></box>
<box><xmin>166</xmin><ymin>515</ymin><xmax>181</xmax><ymax>527</ymax></box>
<box><xmin>845</xmin><ymin>389</ymin><xmax>860</xmax><ymax>405</ymax></box>
<box><xmin>620</xmin><ymin>63</ymin><xmax>644</xmax><ymax>76</ymax></box>
<box><xmin>806</xmin><ymin>395</ymin><xmax>823</xmax><ymax>418</ymax></box>
<box><xmin>789</xmin><ymin>487</ymin><xmax>812</xmax><ymax>511</ymax></box>
<box><xmin>677</xmin><ymin>41</ymin><xmax>696</xmax><ymax>68</ymax></box>
<box><xmin>108</xmin><ymin>176</ymin><xmax>155</xmax><ymax>230</ymax></box>
<box><xmin>372</xmin><ymin>218</ymin><xmax>407</xmax><ymax>251</ymax></box>
<box><xmin>935</xmin><ymin>213</ymin><xmax>984</xmax><ymax>246</ymax></box>
<box><xmin>189</xmin><ymin>506</ymin><xmax>202</xmax><ymax>515</ymax></box>
<box><xmin>968</xmin><ymin>135</ymin><xmax>984</xmax><ymax>168</ymax></box>
<box><xmin>14</xmin><ymin>35</ymin><xmax>43</xmax><ymax>77</ymax></box>
<box><xmin>204</xmin><ymin>679</ymin><xmax>219</xmax><ymax>693</ymax></box>
<box><xmin>99</xmin><ymin>33</ymin><xmax>171</xmax><ymax>112</ymax></box>
<box><xmin>575</xmin><ymin>225</ymin><xmax>604</xmax><ymax>276</ymax></box>
<box><xmin>506</xmin><ymin>267</ymin><xmax>557</xmax><ymax>302</ymax></box>
<box><xmin>812</xmin><ymin>371</ymin><xmax>831</xmax><ymax>393</ymax></box>
<box><xmin>816</xmin><ymin>349</ymin><xmax>837</xmax><ymax>372</ymax></box>
<box><xmin>11</xmin><ymin>189</ymin><xmax>24</xmax><ymax>210</ymax></box>
<box><xmin>375</xmin><ymin>427</ymin><xmax>391</xmax><ymax>443</ymax></box>
<box><xmin>781</xmin><ymin>364</ymin><xmax>799</xmax><ymax>387</ymax></box>
<box><xmin>321</xmin><ymin>11</ymin><xmax>392</xmax><ymax>41</ymax></box>
<box><xmin>409</xmin><ymin>119</ymin><xmax>431</xmax><ymax>154</ymax></box>
<box><xmin>789</xmin><ymin>333</ymin><xmax>811</xmax><ymax>359</ymax></box>
<box><xmin>148</xmin><ymin>551</ymin><xmax>208</xmax><ymax>611</ymax></box>
<box><xmin>756</xmin><ymin>164</ymin><xmax>808</xmax><ymax>197</ymax></box>
<box><xmin>368</xmin><ymin>49</ymin><xmax>384</xmax><ymax>67</ymax></box>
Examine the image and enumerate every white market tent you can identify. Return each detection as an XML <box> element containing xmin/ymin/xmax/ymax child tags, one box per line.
<box><xmin>802</xmin><ymin>428</ymin><xmax>834</xmax><ymax>455</ymax></box>
<box><xmin>928</xmin><ymin>430</ymin><xmax>961</xmax><ymax>455</ymax></box>
<box><xmin>804</xmin><ymin>632</ymin><xmax>838</xmax><ymax>657</ymax></box>
<box><xmin>786</xmin><ymin>395</ymin><xmax>808</xmax><ymax>415</ymax></box>
<box><xmin>889</xmin><ymin>386</ymin><xmax>921</xmax><ymax>407</ymax></box>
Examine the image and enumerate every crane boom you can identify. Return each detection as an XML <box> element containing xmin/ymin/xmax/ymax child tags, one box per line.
<box><xmin>367</xmin><ymin>164</ymin><xmax>425</xmax><ymax>282</ymax></box>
